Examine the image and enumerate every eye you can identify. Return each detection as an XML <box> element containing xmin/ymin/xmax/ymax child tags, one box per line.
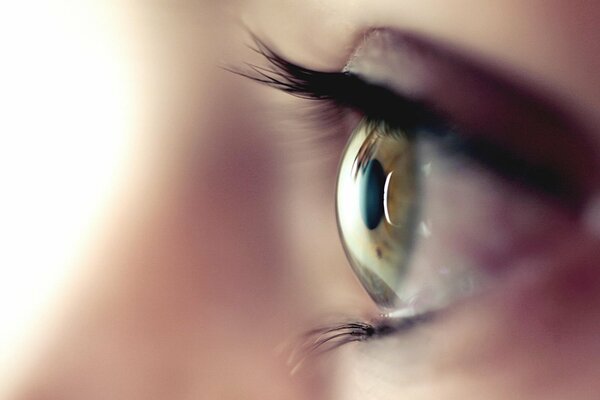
<box><xmin>236</xmin><ymin>28</ymin><xmax>599</xmax><ymax>329</ymax></box>
<box><xmin>338</xmin><ymin>116</ymin><xmax>488</xmax><ymax>315</ymax></box>
<box><xmin>336</xmin><ymin>119</ymin><xmax>418</xmax><ymax>310</ymax></box>
<box><xmin>336</xmin><ymin>114</ymin><xmax>579</xmax><ymax>315</ymax></box>
<box><xmin>334</xmin><ymin>31</ymin><xmax>597</xmax><ymax>316</ymax></box>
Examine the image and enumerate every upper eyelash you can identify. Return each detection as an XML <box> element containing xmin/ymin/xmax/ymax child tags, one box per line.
<box><xmin>232</xmin><ymin>35</ymin><xmax>439</xmax><ymax>132</ymax></box>
<box><xmin>237</xmin><ymin>36</ymin><xmax>350</xmax><ymax>101</ymax></box>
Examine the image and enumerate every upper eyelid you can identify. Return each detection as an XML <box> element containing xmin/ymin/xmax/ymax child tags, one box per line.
<box><xmin>346</xmin><ymin>30</ymin><xmax>599</xmax><ymax>200</ymax></box>
<box><xmin>239</xmin><ymin>29</ymin><xmax>599</xmax><ymax>210</ymax></box>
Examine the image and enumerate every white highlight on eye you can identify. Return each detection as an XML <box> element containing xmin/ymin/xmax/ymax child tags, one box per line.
<box><xmin>384</xmin><ymin>306</ymin><xmax>418</xmax><ymax>319</ymax></box>
<box><xmin>418</xmin><ymin>221</ymin><xmax>432</xmax><ymax>238</ymax></box>
<box><xmin>383</xmin><ymin>171</ymin><xmax>397</xmax><ymax>226</ymax></box>
<box><xmin>422</xmin><ymin>162</ymin><xmax>432</xmax><ymax>176</ymax></box>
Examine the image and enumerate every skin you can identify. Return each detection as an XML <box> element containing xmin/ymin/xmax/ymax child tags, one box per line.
<box><xmin>2</xmin><ymin>0</ymin><xmax>600</xmax><ymax>399</ymax></box>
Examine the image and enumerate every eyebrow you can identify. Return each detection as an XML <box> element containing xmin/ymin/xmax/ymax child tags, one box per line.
<box><xmin>238</xmin><ymin>30</ymin><xmax>599</xmax><ymax>210</ymax></box>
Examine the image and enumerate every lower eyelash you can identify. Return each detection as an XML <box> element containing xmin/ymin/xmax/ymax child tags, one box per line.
<box><xmin>286</xmin><ymin>311</ymin><xmax>436</xmax><ymax>374</ymax></box>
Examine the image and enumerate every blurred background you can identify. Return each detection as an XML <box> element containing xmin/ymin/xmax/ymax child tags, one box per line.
<box><xmin>0</xmin><ymin>1</ymin><xmax>367</xmax><ymax>398</ymax></box>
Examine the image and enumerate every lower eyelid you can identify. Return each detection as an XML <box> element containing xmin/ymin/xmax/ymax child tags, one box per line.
<box><xmin>337</xmin><ymin>230</ymin><xmax>600</xmax><ymax>393</ymax></box>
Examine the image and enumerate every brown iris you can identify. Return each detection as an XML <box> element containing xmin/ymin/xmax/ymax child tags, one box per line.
<box><xmin>336</xmin><ymin>119</ymin><xmax>418</xmax><ymax>309</ymax></box>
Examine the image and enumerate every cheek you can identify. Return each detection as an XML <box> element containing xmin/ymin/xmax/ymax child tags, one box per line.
<box><xmin>433</xmin><ymin>235</ymin><xmax>600</xmax><ymax>400</ymax></box>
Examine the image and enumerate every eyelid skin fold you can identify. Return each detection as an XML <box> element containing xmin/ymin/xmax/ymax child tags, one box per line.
<box><xmin>346</xmin><ymin>30</ymin><xmax>599</xmax><ymax>209</ymax></box>
<box><xmin>237</xmin><ymin>29</ymin><xmax>599</xmax><ymax>212</ymax></box>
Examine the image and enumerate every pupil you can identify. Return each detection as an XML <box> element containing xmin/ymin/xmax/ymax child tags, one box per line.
<box><xmin>360</xmin><ymin>158</ymin><xmax>386</xmax><ymax>230</ymax></box>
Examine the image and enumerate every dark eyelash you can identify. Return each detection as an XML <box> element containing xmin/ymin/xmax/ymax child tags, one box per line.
<box><xmin>285</xmin><ymin>311</ymin><xmax>436</xmax><ymax>374</ymax></box>
<box><xmin>232</xmin><ymin>35</ymin><xmax>439</xmax><ymax>132</ymax></box>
